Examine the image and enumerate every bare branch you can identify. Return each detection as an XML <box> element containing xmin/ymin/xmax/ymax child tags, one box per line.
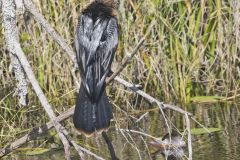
<box><xmin>0</xmin><ymin>107</ymin><xmax>104</xmax><ymax>160</ymax></box>
<box><xmin>16</xmin><ymin>0</ymin><xmax>190</xmax><ymax>117</ymax></box>
<box><xmin>114</xmin><ymin>76</ymin><xmax>192</xmax><ymax>116</ymax></box>
<box><xmin>106</xmin><ymin>19</ymin><xmax>156</xmax><ymax>84</ymax></box>
<box><xmin>2</xmin><ymin>0</ymin><xmax>28</xmax><ymax>106</ymax></box>
<box><xmin>14</xmin><ymin>40</ymin><xmax>72</xmax><ymax>159</ymax></box>
<box><xmin>185</xmin><ymin>114</ymin><xmax>192</xmax><ymax>160</ymax></box>
<box><xmin>23</xmin><ymin>0</ymin><xmax>77</xmax><ymax>65</ymax></box>
<box><xmin>0</xmin><ymin>107</ymin><xmax>73</xmax><ymax>158</ymax></box>
<box><xmin>2</xmin><ymin>1</ymin><xmax>71</xmax><ymax>159</ymax></box>
<box><xmin>15</xmin><ymin>0</ymin><xmax>25</xmax><ymax>15</ymax></box>
<box><xmin>6</xmin><ymin>1</ymin><xmax>202</xmax><ymax>159</ymax></box>
<box><xmin>117</xmin><ymin>129</ymin><xmax>158</xmax><ymax>140</ymax></box>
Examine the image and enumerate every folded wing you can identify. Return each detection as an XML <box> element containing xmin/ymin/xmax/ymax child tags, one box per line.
<box><xmin>76</xmin><ymin>15</ymin><xmax>118</xmax><ymax>102</ymax></box>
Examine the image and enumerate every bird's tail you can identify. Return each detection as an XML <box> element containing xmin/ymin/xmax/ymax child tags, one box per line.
<box><xmin>73</xmin><ymin>84</ymin><xmax>113</xmax><ymax>136</ymax></box>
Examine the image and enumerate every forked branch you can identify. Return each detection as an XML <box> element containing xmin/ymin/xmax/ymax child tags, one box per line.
<box><xmin>1</xmin><ymin>0</ymin><xmax>197</xmax><ymax>159</ymax></box>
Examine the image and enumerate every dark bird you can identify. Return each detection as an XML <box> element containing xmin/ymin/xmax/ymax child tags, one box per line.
<box><xmin>73</xmin><ymin>0</ymin><xmax>119</xmax><ymax>136</ymax></box>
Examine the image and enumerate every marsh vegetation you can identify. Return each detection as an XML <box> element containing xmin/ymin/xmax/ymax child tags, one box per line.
<box><xmin>0</xmin><ymin>0</ymin><xmax>240</xmax><ymax>159</ymax></box>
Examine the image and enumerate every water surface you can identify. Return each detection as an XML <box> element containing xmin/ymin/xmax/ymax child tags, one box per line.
<box><xmin>3</xmin><ymin>102</ymin><xmax>240</xmax><ymax>160</ymax></box>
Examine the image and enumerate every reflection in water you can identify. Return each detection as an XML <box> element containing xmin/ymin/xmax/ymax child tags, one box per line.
<box><xmin>4</xmin><ymin>102</ymin><xmax>240</xmax><ymax>160</ymax></box>
<box><xmin>149</xmin><ymin>131</ymin><xmax>186</xmax><ymax>160</ymax></box>
<box><xmin>112</xmin><ymin>103</ymin><xmax>240</xmax><ymax>160</ymax></box>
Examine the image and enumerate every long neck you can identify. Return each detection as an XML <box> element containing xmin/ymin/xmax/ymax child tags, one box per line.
<box><xmin>95</xmin><ymin>0</ymin><xmax>119</xmax><ymax>9</ymax></box>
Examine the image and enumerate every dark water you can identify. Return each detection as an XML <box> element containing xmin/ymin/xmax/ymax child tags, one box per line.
<box><xmin>3</xmin><ymin>102</ymin><xmax>240</xmax><ymax>160</ymax></box>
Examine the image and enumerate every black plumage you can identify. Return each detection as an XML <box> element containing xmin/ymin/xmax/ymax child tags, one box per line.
<box><xmin>73</xmin><ymin>1</ymin><xmax>118</xmax><ymax>136</ymax></box>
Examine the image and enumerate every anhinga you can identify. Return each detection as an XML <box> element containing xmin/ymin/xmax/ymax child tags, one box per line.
<box><xmin>73</xmin><ymin>0</ymin><xmax>119</xmax><ymax>137</ymax></box>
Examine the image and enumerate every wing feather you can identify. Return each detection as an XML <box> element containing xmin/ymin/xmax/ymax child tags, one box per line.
<box><xmin>76</xmin><ymin>15</ymin><xmax>118</xmax><ymax>102</ymax></box>
<box><xmin>95</xmin><ymin>18</ymin><xmax>118</xmax><ymax>100</ymax></box>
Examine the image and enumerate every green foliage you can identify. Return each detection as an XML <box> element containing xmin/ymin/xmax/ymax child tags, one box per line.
<box><xmin>20</xmin><ymin>32</ymin><xmax>31</xmax><ymax>42</ymax></box>
<box><xmin>0</xmin><ymin>0</ymin><xmax>239</xmax><ymax>157</ymax></box>
<box><xmin>16</xmin><ymin>148</ymin><xmax>52</xmax><ymax>155</ymax></box>
<box><xmin>190</xmin><ymin>128</ymin><xmax>221</xmax><ymax>135</ymax></box>
<box><xmin>191</xmin><ymin>96</ymin><xmax>226</xmax><ymax>103</ymax></box>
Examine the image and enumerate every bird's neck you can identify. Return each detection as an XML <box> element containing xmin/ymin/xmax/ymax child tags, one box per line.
<box><xmin>95</xmin><ymin>0</ymin><xmax>119</xmax><ymax>9</ymax></box>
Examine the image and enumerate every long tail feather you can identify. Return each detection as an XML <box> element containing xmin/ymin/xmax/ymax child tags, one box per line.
<box><xmin>73</xmin><ymin>85</ymin><xmax>113</xmax><ymax>136</ymax></box>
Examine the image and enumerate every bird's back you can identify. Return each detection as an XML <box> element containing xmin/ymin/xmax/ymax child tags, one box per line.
<box><xmin>74</xmin><ymin>0</ymin><xmax>118</xmax><ymax>135</ymax></box>
<box><xmin>76</xmin><ymin>2</ymin><xmax>118</xmax><ymax>102</ymax></box>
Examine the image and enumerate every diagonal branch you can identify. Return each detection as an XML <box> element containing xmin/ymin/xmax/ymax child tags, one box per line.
<box><xmin>114</xmin><ymin>76</ymin><xmax>192</xmax><ymax>116</ymax></box>
<box><xmin>106</xmin><ymin>19</ymin><xmax>156</xmax><ymax>84</ymax></box>
<box><xmin>2</xmin><ymin>0</ymin><xmax>122</xmax><ymax>159</ymax></box>
<box><xmin>185</xmin><ymin>114</ymin><xmax>192</xmax><ymax>160</ymax></box>
<box><xmin>0</xmin><ymin>107</ymin><xmax>104</xmax><ymax>160</ymax></box>
<box><xmin>3</xmin><ymin>0</ymin><xmax>28</xmax><ymax>106</ymax></box>
<box><xmin>23</xmin><ymin>0</ymin><xmax>77</xmax><ymax>65</ymax></box>
<box><xmin>14</xmin><ymin>1</ymin><xmax>199</xmax><ymax>159</ymax></box>
<box><xmin>2</xmin><ymin>1</ymin><xmax>71</xmax><ymax>159</ymax></box>
<box><xmin>0</xmin><ymin>107</ymin><xmax>74</xmax><ymax>158</ymax></box>
<box><xmin>21</xmin><ymin>0</ymin><xmax>192</xmax><ymax>119</ymax></box>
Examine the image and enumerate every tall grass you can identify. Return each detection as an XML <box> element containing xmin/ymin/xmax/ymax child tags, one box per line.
<box><xmin>0</xmin><ymin>0</ymin><xmax>239</xmax><ymax>154</ymax></box>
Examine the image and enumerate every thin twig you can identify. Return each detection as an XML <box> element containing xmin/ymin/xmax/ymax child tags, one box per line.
<box><xmin>21</xmin><ymin>0</ymin><xmax>191</xmax><ymax>119</ymax></box>
<box><xmin>185</xmin><ymin>114</ymin><xmax>192</xmax><ymax>160</ymax></box>
<box><xmin>135</xmin><ymin>111</ymin><xmax>149</xmax><ymax>123</ymax></box>
<box><xmin>114</xmin><ymin>76</ymin><xmax>192</xmax><ymax>116</ymax></box>
<box><xmin>0</xmin><ymin>107</ymin><xmax>105</xmax><ymax>160</ymax></box>
<box><xmin>0</xmin><ymin>107</ymin><xmax>74</xmax><ymax>158</ymax></box>
<box><xmin>23</xmin><ymin>0</ymin><xmax>195</xmax><ymax>121</ymax></box>
<box><xmin>3</xmin><ymin>1</ymin><xmax>71</xmax><ymax>158</ymax></box>
<box><xmin>117</xmin><ymin>129</ymin><xmax>159</xmax><ymax>140</ymax></box>
<box><xmin>16</xmin><ymin>40</ymin><xmax>71</xmax><ymax>159</ymax></box>
<box><xmin>23</xmin><ymin>0</ymin><xmax>77</xmax><ymax>65</ymax></box>
<box><xmin>191</xmin><ymin>117</ymin><xmax>211</xmax><ymax>134</ymax></box>
<box><xmin>157</xmin><ymin>103</ymin><xmax>171</xmax><ymax>140</ymax></box>
<box><xmin>106</xmin><ymin>19</ymin><xmax>156</xmax><ymax>84</ymax></box>
<box><xmin>13</xmin><ymin>2</ymin><xmax>213</xmax><ymax>159</ymax></box>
